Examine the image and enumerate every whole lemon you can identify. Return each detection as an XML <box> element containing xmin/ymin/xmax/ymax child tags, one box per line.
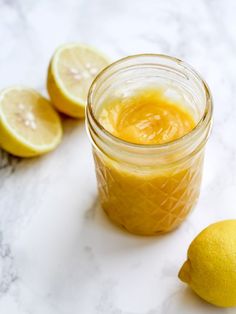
<box><xmin>179</xmin><ymin>220</ymin><xmax>236</xmax><ymax>307</ymax></box>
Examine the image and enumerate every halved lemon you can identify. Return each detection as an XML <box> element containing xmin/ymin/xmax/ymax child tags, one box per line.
<box><xmin>47</xmin><ymin>43</ymin><xmax>110</xmax><ymax>118</ymax></box>
<box><xmin>0</xmin><ymin>87</ymin><xmax>63</xmax><ymax>157</ymax></box>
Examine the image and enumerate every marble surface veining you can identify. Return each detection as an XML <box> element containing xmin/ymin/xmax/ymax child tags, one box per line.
<box><xmin>0</xmin><ymin>0</ymin><xmax>236</xmax><ymax>313</ymax></box>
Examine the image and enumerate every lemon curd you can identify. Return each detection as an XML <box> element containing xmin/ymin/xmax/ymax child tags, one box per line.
<box><xmin>87</xmin><ymin>55</ymin><xmax>212</xmax><ymax>235</ymax></box>
<box><xmin>94</xmin><ymin>88</ymin><xmax>202</xmax><ymax>234</ymax></box>
<box><xmin>98</xmin><ymin>88</ymin><xmax>195</xmax><ymax>145</ymax></box>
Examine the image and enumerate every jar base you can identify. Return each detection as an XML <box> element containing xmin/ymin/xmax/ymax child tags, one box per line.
<box><xmin>102</xmin><ymin>205</ymin><xmax>190</xmax><ymax>236</ymax></box>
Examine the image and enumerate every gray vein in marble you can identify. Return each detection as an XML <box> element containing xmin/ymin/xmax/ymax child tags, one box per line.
<box><xmin>0</xmin><ymin>232</ymin><xmax>17</xmax><ymax>296</ymax></box>
<box><xmin>0</xmin><ymin>150</ymin><xmax>20</xmax><ymax>187</ymax></box>
<box><xmin>0</xmin><ymin>150</ymin><xmax>19</xmax><ymax>172</ymax></box>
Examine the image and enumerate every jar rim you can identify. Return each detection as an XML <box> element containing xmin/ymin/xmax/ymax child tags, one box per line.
<box><xmin>87</xmin><ymin>53</ymin><xmax>213</xmax><ymax>151</ymax></box>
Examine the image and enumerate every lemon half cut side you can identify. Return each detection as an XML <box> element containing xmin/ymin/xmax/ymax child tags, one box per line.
<box><xmin>47</xmin><ymin>43</ymin><xmax>110</xmax><ymax>118</ymax></box>
<box><xmin>0</xmin><ymin>87</ymin><xmax>62</xmax><ymax>157</ymax></box>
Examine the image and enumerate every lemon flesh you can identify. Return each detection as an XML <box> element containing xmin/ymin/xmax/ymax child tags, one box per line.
<box><xmin>47</xmin><ymin>43</ymin><xmax>110</xmax><ymax>118</ymax></box>
<box><xmin>179</xmin><ymin>220</ymin><xmax>236</xmax><ymax>307</ymax></box>
<box><xmin>0</xmin><ymin>87</ymin><xmax>62</xmax><ymax>157</ymax></box>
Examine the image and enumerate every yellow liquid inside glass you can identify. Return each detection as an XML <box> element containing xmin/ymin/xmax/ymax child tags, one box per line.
<box><xmin>94</xmin><ymin>88</ymin><xmax>203</xmax><ymax>235</ymax></box>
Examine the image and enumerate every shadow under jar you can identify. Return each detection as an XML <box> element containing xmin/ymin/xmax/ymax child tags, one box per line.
<box><xmin>86</xmin><ymin>54</ymin><xmax>213</xmax><ymax>236</ymax></box>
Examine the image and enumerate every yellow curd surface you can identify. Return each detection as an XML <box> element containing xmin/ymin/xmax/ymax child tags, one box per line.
<box><xmin>94</xmin><ymin>88</ymin><xmax>203</xmax><ymax>235</ymax></box>
<box><xmin>98</xmin><ymin>88</ymin><xmax>195</xmax><ymax>145</ymax></box>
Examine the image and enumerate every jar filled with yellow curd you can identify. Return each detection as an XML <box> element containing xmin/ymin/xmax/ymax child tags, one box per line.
<box><xmin>86</xmin><ymin>54</ymin><xmax>213</xmax><ymax>235</ymax></box>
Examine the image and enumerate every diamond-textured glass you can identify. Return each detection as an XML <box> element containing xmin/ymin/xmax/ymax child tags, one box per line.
<box><xmin>86</xmin><ymin>55</ymin><xmax>213</xmax><ymax>235</ymax></box>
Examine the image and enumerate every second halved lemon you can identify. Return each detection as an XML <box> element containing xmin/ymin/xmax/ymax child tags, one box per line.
<box><xmin>0</xmin><ymin>87</ymin><xmax>62</xmax><ymax>157</ymax></box>
<box><xmin>47</xmin><ymin>43</ymin><xmax>110</xmax><ymax>118</ymax></box>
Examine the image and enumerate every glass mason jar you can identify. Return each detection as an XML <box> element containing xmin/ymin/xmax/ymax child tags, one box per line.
<box><xmin>86</xmin><ymin>54</ymin><xmax>213</xmax><ymax>236</ymax></box>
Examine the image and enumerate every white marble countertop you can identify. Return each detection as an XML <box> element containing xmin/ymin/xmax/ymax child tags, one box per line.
<box><xmin>0</xmin><ymin>0</ymin><xmax>236</xmax><ymax>313</ymax></box>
